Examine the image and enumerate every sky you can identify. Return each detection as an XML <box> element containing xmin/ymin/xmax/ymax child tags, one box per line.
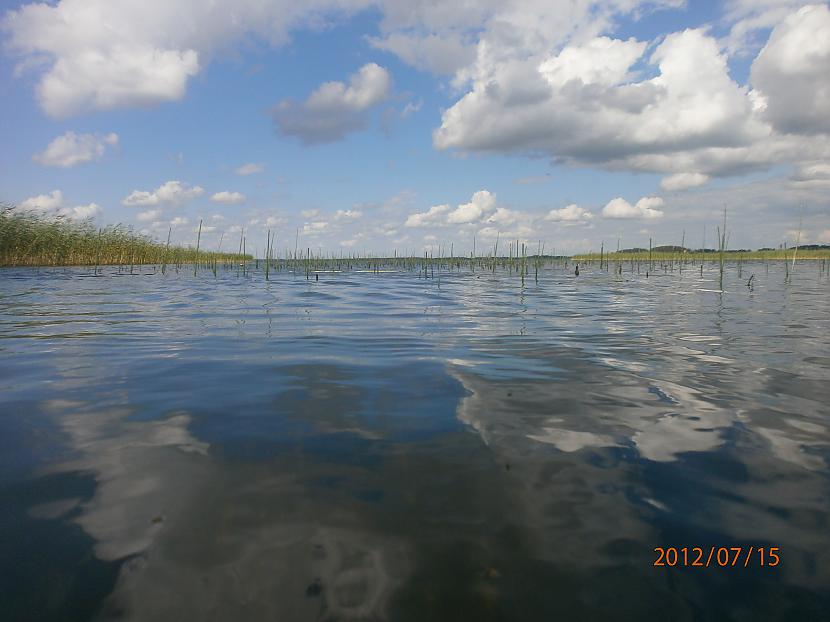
<box><xmin>1</xmin><ymin>0</ymin><xmax>829</xmax><ymax>256</ymax></box>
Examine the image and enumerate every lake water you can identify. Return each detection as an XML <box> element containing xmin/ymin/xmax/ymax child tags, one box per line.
<box><xmin>1</xmin><ymin>261</ymin><xmax>829</xmax><ymax>621</ymax></box>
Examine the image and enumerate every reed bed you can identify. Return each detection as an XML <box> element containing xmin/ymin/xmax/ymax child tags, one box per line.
<box><xmin>0</xmin><ymin>206</ymin><xmax>247</xmax><ymax>268</ymax></box>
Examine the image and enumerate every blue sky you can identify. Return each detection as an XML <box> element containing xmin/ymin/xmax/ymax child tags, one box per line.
<box><xmin>1</xmin><ymin>0</ymin><xmax>829</xmax><ymax>255</ymax></box>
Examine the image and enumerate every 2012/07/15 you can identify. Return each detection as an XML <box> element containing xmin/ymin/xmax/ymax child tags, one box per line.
<box><xmin>654</xmin><ymin>546</ymin><xmax>781</xmax><ymax>568</ymax></box>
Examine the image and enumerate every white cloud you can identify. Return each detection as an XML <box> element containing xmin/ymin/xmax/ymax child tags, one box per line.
<box><xmin>3</xmin><ymin>0</ymin><xmax>339</xmax><ymax>118</ymax></box>
<box><xmin>19</xmin><ymin>190</ymin><xmax>100</xmax><ymax>220</ymax></box>
<box><xmin>302</xmin><ymin>221</ymin><xmax>329</xmax><ymax>235</ymax></box>
<box><xmin>210</xmin><ymin>191</ymin><xmax>246</xmax><ymax>204</ymax></box>
<box><xmin>170</xmin><ymin>216</ymin><xmax>189</xmax><ymax>227</ymax></box>
<box><xmin>434</xmin><ymin>28</ymin><xmax>771</xmax><ymax>179</ymax></box>
<box><xmin>375</xmin><ymin>223</ymin><xmax>398</xmax><ymax>236</ymax></box>
<box><xmin>476</xmin><ymin>226</ymin><xmax>500</xmax><ymax>240</ymax></box>
<box><xmin>301</xmin><ymin>209</ymin><xmax>321</xmax><ymax>218</ymax></box>
<box><xmin>750</xmin><ymin>4</ymin><xmax>830</xmax><ymax>134</ymax></box>
<box><xmin>20</xmin><ymin>190</ymin><xmax>64</xmax><ymax>211</ymax></box>
<box><xmin>545</xmin><ymin>204</ymin><xmax>593</xmax><ymax>222</ymax></box>
<box><xmin>0</xmin><ymin>0</ymin><xmax>704</xmax><ymax>132</ymax></box>
<box><xmin>660</xmin><ymin>172</ymin><xmax>710</xmax><ymax>191</ymax></box>
<box><xmin>447</xmin><ymin>190</ymin><xmax>496</xmax><ymax>224</ymax></box>
<box><xmin>122</xmin><ymin>181</ymin><xmax>204</xmax><ymax>206</ymax></box>
<box><xmin>486</xmin><ymin>207</ymin><xmax>521</xmax><ymax>226</ymax></box>
<box><xmin>405</xmin><ymin>190</ymin><xmax>501</xmax><ymax>228</ymax></box>
<box><xmin>272</xmin><ymin>63</ymin><xmax>392</xmax><ymax>144</ymax></box>
<box><xmin>334</xmin><ymin>209</ymin><xmax>362</xmax><ymax>220</ymax></box>
<box><xmin>233</xmin><ymin>162</ymin><xmax>263</xmax><ymax>175</ymax></box>
<box><xmin>405</xmin><ymin>203</ymin><xmax>451</xmax><ymax>227</ymax></box>
<box><xmin>58</xmin><ymin>202</ymin><xmax>101</xmax><ymax>220</ymax></box>
<box><xmin>33</xmin><ymin>131</ymin><xmax>118</xmax><ymax>167</ymax></box>
<box><xmin>723</xmin><ymin>0</ymin><xmax>812</xmax><ymax>57</ymax></box>
<box><xmin>4</xmin><ymin>0</ymin><xmax>685</xmax><ymax>120</ymax></box>
<box><xmin>137</xmin><ymin>209</ymin><xmax>162</xmax><ymax>222</ymax></box>
<box><xmin>602</xmin><ymin>196</ymin><xmax>665</xmax><ymax>219</ymax></box>
<box><xmin>538</xmin><ymin>36</ymin><xmax>646</xmax><ymax>87</ymax></box>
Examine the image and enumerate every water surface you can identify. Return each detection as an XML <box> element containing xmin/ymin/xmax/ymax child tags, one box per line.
<box><xmin>1</xmin><ymin>262</ymin><xmax>829</xmax><ymax>620</ymax></box>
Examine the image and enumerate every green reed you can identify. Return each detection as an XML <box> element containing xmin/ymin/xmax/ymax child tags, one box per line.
<box><xmin>0</xmin><ymin>206</ymin><xmax>245</xmax><ymax>267</ymax></box>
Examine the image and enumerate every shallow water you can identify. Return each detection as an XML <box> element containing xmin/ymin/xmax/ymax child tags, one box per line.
<box><xmin>1</xmin><ymin>261</ymin><xmax>829</xmax><ymax>621</ymax></box>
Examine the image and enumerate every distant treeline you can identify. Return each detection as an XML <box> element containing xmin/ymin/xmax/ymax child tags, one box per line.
<box><xmin>575</xmin><ymin>246</ymin><xmax>830</xmax><ymax>262</ymax></box>
<box><xmin>618</xmin><ymin>245</ymin><xmax>830</xmax><ymax>254</ymax></box>
<box><xmin>0</xmin><ymin>205</ymin><xmax>247</xmax><ymax>267</ymax></box>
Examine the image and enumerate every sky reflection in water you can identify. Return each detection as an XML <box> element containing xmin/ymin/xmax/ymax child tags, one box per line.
<box><xmin>1</xmin><ymin>262</ymin><xmax>829</xmax><ymax>620</ymax></box>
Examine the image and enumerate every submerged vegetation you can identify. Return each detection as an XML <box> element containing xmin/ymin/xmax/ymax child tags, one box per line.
<box><xmin>0</xmin><ymin>206</ymin><xmax>247</xmax><ymax>268</ymax></box>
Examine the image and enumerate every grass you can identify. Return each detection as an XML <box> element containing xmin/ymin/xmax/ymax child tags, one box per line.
<box><xmin>0</xmin><ymin>205</ymin><xmax>246</xmax><ymax>267</ymax></box>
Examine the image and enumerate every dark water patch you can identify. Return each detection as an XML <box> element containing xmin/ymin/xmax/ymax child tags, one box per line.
<box><xmin>0</xmin><ymin>471</ymin><xmax>124</xmax><ymax>622</ymax></box>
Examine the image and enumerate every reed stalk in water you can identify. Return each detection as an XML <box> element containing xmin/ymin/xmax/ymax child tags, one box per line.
<box><xmin>194</xmin><ymin>219</ymin><xmax>202</xmax><ymax>277</ymax></box>
<box><xmin>717</xmin><ymin>207</ymin><xmax>728</xmax><ymax>291</ymax></box>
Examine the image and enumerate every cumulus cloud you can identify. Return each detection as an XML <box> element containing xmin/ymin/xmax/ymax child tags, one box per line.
<box><xmin>234</xmin><ymin>162</ymin><xmax>263</xmax><ymax>175</ymax></box>
<box><xmin>122</xmin><ymin>181</ymin><xmax>204</xmax><ymax>206</ymax></box>
<box><xmin>272</xmin><ymin>63</ymin><xmax>392</xmax><ymax>144</ymax></box>
<box><xmin>545</xmin><ymin>204</ymin><xmax>593</xmax><ymax>222</ymax></box>
<box><xmin>20</xmin><ymin>190</ymin><xmax>64</xmax><ymax>211</ymax></box>
<box><xmin>486</xmin><ymin>206</ymin><xmax>521</xmax><ymax>226</ymax></box>
<box><xmin>418</xmin><ymin>4</ymin><xmax>830</xmax><ymax>186</ymax></box>
<box><xmin>33</xmin><ymin>131</ymin><xmax>118</xmax><ymax>167</ymax></box>
<box><xmin>602</xmin><ymin>196</ymin><xmax>665</xmax><ymax>219</ymax></box>
<box><xmin>210</xmin><ymin>191</ymin><xmax>246</xmax><ymax>204</ymax></box>
<box><xmin>2</xmin><ymin>0</ymin><xmax>351</xmax><ymax>118</ymax></box>
<box><xmin>10</xmin><ymin>0</ymin><xmax>819</xmax><ymax>192</ymax></box>
<box><xmin>750</xmin><ymin>4</ymin><xmax>830</xmax><ymax>135</ymax></box>
<box><xmin>5</xmin><ymin>0</ymin><xmax>682</xmax><ymax>120</ymax></box>
<box><xmin>59</xmin><ymin>202</ymin><xmax>101</xmax><ymax>220</ymax></box>
<box><xmin>19</xmin><ymin>190</ymin><xmax>100</xmax><ymax>220</ymax></box>
<box><xmin>405</xmin><ymin>190</ymin><xmax>501</xmax><ymax>228</ymax></box>
<box><xmin>405</xmin><ymin>204</ymin><xmax>451</xmax><ymax>227</ymax></box>
<box><xmin>447</xmin><ymin>190</ymin><xmax>496</xmax><ymax>224</ymax></box>
<box><xmin>723</xmin><ymin>0</ymin><xmax>807</xmax><ymax>56</ymax></box>
<box><xmin>660</xmin><ymin>172</ymin><xmax>710</xmax><ymax>191</ymax></box>
<box><xmin>434</xmin><ymin>28</ymin><xmax>772</xmax><ymax>179</ymax></box>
